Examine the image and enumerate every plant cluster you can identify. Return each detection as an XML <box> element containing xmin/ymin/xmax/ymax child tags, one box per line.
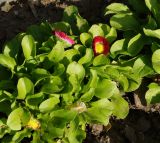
<box><xmin>0</xmin><ymin>5</ymin><xmax>128</xmax><ymax>143</ymax></box>
<box><xmin>105</xmin><ymin>0</ymin><xmax>160</xmax><ymax>105</ymax></box>
<box><xmin>0</xmin><ymin>0</ymin><xmax>160</xmax><ymax>142</ymax></box>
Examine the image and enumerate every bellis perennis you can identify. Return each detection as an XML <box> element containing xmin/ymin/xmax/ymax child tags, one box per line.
<box><xmin>53</xmin><ymin>31</ymin><xmax>75</xmax><ymax>45</ymax></box>
<box><xmin>92</xmin><ymin>36</ymin><xmax>110</xmax><ymax>56</ymax></box>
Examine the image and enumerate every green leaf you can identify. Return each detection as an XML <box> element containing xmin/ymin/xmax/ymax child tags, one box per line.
<box><xmin>27</xmin><ymin>25</ymin><xmax>50</xmax><ymax>42</ymax></box>
<box><xmin>0</xmin><ymin>120</ymin><xmax>11</xmax><ymax>139</ymax></box>
<box><xmin>80</xmin><ymin>33</ymin><xmax>92</xmax><ymax>47</ymax></box>
<box><xmin>86</xmin><ymin>106</ymin><xmax>111</xmax><ymax>125</ymax></box>
<box><xmin>118</xmin><ymin>74</ymin><xmax>129</xmax><ymax>92</ymax></box>
<box><xmin>105</xmin><ymin>27</ymin><xmax>117</xmax><ymax>43</ymax></box>
<box><xmin>61</xmin><ymin>92</ymin><xmax>74</xmax><ymax>105</ymax></box>
<box><xmin>0</xmin><ymin>54</ymin><xmax>16</xmax><ymax>71</ymax></box>
<box><xmin>110</xmin><ymin>13</ymin><xmax>140</xmax><ymax>31</ymax></box>
<box><xmin>104</xmin><ymin>3</ymin><xmax>130</xmax><ymax>15</ymax></box>
<box><xmin>21</xmin><ymin>35</ymin><xmax>36</xmax><ymax>60</ymax></box>
<box><xmin>111</xmin><ymin>94</ymin><xmax>129</xmax><ymax>119</ymax></box>
<box><xmin>50</xmin><ymin>109</ymin><xmax>77</xmax><ymax>123</ymax></box>
<box><xmin>17</xmin><ymin>77</ymin><xmax>34</xmax><ymax>100</ymax></box>
<box><xmin>103</xmin><ymin>66</ymin><xmax>120</xmax><ymax>79</ymax></box>
<box><xmin>127</xmin><ymin>33</ymin><xmax>145</xmax><ymax>56</ymax></box>
<box><xmin>40</xmin><ymin>22</ymin><xmax>52</xmax><ymax>34</ymax></box>
<box><xmin>128</xmin><ymin>0</ymin><xmax>149</xmax><ymax>14</ymax></box>
<box><xmin>80</xmin><ymin>88</ymin><xmax>95</xmax><ymax>102</ymax></box>
<box><xmin>88</xmin><ymin>24</ymin><xmax>104</xmax><ymax>37</ymax></box>
<box><xmin>31</xmin><ymin>68</ymin><xmax>49</xmax><ymax>82</ymax></box>
<box><xmin>110</xmin><ymin>39</ymin><xmax>128</xmax><ymax>58</ymax></box>
<box><xmin>143</xmin><ymin>28</ymin><xmax>160</xmax><ymax>39</ymax></box>
<box><xmin>78</xmin><ymin>48</ymin><xmax>93</xmax><ymax>65</ymax></box>
<box><xmin>48</xmin><ymin>41</ymin><xmax>65</xmax><ymax>62</ymax></box>
<box><xmin>62</xmin><ymin>6</ymin><xmax>79</xmax><ymax>34</ymax></box>
<box><xmin>74</xmin><ymin>44</ymin><xmax>86</xmax><ymax>55</ymax></box>
<box><xmin>145</xmin><ymin>16</ymin><xmax>157</xmax><ymax>30</ymax></box>
<box><xmin>64</xmin><ymin>49</ymin><xmax>80</xmax><ymax>63</ymax></box>
<box><xmin>99</xmin><ymin>24</ymin><xmax>110</xmax><ymax>35</ymax></box>
<box><xmin>151</xmin><ymin>42</ymin><xmax>160</xmax><ymax>53</ymax></box>
<box><xmin>82</xmin><ymin>69</ymin><xmax>99</xmax><ymax>92</ymax></box>
<box><xmin>41</xmin><ymin>76</ymin><xmax>63</xmax><ymax>94</ymax></box>
<box><xmin>31</xmin><ymin>132</ymin><xmax>41</xmax><ymax>143</ymax></box>
<box><xmin>0</xmin><ymin>90</ymin><xmax>12</xmax><ymax>101</ymax></box>
<box><xmin>3</xmin><ymin>33</ymin><xmax>25</xmax><ymax>59</ymax></box>
<box><xmin>12</xmin><ymin>129</ymin><xmax>30</xmax><ymax>142</ymax></box>
<box><xmin>39</xmin><ymin>97</ymin><xmax>60</xmax><ymax>112</ymax></box>
<box><xmin>53</xmin><ymin>63</ymin><xmax>65</xmax><ymax>76</ymax></box>
<box><xmin>98</xmin><ymin>66</ymin><xmax>141</xmax><ymax>92</ymax></box>
<box><xmin>145</xmin><ymin>83</ymin><xmax>160</xmax><ymax>105</ymax></box>
<box><xmin>7</xmin><ymin>108</ymin><xmax>23</xmax><ymax>130</ymax></box>
<box><xmin>93</xmin><ymin>54</ymin><xmax>110</xmax><ymax>66</ymax></box>
<box><xmin>20</xmin><ymin>109</ymin><xmax>31</xmax><ymax>126</ymax></box>
<box><xmin>67</xmin><ymin>62</ymin><xmax>85</xmax><ymax>82</ymax></box>
<box><xmin>84</xmin><ymin>99</ymin><xmax>113</xmax><ymax>125</ymax></box>
<box><xmin>51</xmin><ymin>21</ymin><xmax>71</xmax><ymax>34</ymax></box>
<box><xmin>133</xmin><ymin>55</ymin><xmax>154</xmax><ymax>77</ymax></box>
<box><xmin>65</xmin><ymin>118</ymin><xmax>86</xmax><ymax>143</ymax></box>
<box><xmin>47</xmin><ymin>125</ymin><xmax>64</xmax><ymax>138</ymax></box>
<box><xmin>152</xmin><ymin>49</ymin><xmax>160</xmax><ymax>73</ymax></box>
<box><xmin>91</xmin><ymin>98</ymin><xmax>113</xmax><ymax>110</ymax></box>
<box><xmin>42</xmin><ymin>36</ymin><xmax>56</xmax><ymax>49</ymax></box>
<box><xmin>69</xmin><ymin>75</ymin><xmax>81</xmax><ymax>94</ymax></box>
<box><xmin>76</xmin><ymin>14</ymin><xmax>89</xmax><ymax>33</ymax></box>
<box><xmin>26</xmin><ymin>92</ymin><xmax>44</xmax><ymax>107</ymax></box>
<box><xmin>63</xmin><ymin>5</ymin><xmax>78</xmax><ymax>22</ymax></box>
<box><xmin>125</xmin><ymin>73</ymin><xmax>141</xmax><ymax>92</ymax></box>
<box><xmin>145</xmin><ymin>0</ymin><xmax>160</xmax><ymax>26</ymax></box>
<box><xmin>118</xmin><ymin>55</ymin><xmax>136</xmax><ymax>66</ymax></box>
<box><xmin>95</xmin><ymin>79</ymin><xmax>119</xmax><ymax>98</ymax></box>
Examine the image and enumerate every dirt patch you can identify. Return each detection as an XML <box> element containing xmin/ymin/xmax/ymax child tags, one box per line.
<box><xmin>84</xmin><ymin>109</ymin><xmax>160</xmax><ymax>143</ymax></box>
<box><xmin>0</xmin><ymin>0</ymin><xmax>108</xmax><ymax>41</ymax></box>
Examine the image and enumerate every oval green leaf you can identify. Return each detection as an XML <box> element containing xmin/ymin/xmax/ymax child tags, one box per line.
<box><xmin>145</xmin><ymin>83</ymin><xmax>160</xmax><ymax>105</ymax></box>
<box><xmin>21</xmin><ymin>35</ymin><xmax>36</xmax><ymax>60</ymax></box>
<box><xmin>80</xmin><ymin>33</ymin><xmax>92</xmax><ymax>47</ymax></box>
<box><xmin>39</xmin><ymin>97</ymin><xmax>60</xmax><ymax>113</ymax></box>
<box><xmin>127</xmin><ymin>33</ymin><xmax>145</xmax><ymax>56</ymax></box>
<box><xmin>7</xmin><ymin>108</ymin><xmax>23</xmax><ymax>130</ymax></box>
<box><xmin>104</xmin><ymin>3</ymin><xmax>130</xmax><ymax>15</ymax></box>
<box><xmin>17</xmin><ymin>77</ymin><xmax>34</xmax><ymax>100</ymax></box>
<box><xmin>66</xmin><ymin>62</ymin><xmax>85</xmax><ymax>82</ymax></box>
<box><xmin>0</xmin><ymin>54</ymin><xmax>16</xmax><ymax>71</ymax></box>
<box><xmin>110</xmin><ymin>13</ymin><xmax>140</xmax><ymax>31</ymax></box>
<box><xmin>143</xmin><ymin>28</ymin><xmax>160</xmax><ymax>39</ymax></box>
<box><xmin>152</xmin><ymin>49</ymin><xmax>160</xmax><ymax>73</ymax></box>
<box><xmin>88</xmin><ymin>24</ymin><xmax>104</xmax><ymax>37</ymax></box>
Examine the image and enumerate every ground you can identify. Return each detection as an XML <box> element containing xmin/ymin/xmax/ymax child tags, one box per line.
<box><xmin>0</xmin><ymin>0</ymin><xmax>160</xmax><ymax>143</ymax></box>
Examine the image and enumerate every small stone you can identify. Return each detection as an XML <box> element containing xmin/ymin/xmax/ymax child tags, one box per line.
<box><xmin>92</xmin><ymin>124</ymin><xmax>103</xmax><ymax>136</ymax></box>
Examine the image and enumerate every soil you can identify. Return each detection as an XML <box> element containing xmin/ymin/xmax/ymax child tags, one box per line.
<box><xmin>0</xmin><ymin>0</ymin><xmax>160</xmax><ymax>143</ymax></box>
<box><xmin>84</xmin><ymin>109</ymin><xmax>160</xmax><ymax>143</ymax></box>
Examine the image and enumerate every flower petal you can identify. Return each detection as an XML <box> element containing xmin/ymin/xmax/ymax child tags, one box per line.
<box><xmin>53</xmin><ymin>31</ymin><xmax>75</xmax><ymax>45</ymax></box>
<box><xmin>92</xmin><ymin>36</ymin><xmax>110</xmax><ymax>56</ymax></box>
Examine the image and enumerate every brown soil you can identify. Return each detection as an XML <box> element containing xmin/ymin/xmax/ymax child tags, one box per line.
<box><xmin>0</xmin><ymin>1</ymin><xmax>160</xmax><ymax>143</ymax></box>
<box><xmin>0</xmin><ymin>0</ymin><xmax>108</xmax><ymax>41</ymax></box>
<box><xmin>84</xmin><ymin>109</ymin><xmax>160</xmax><ymax>143</ymax></box>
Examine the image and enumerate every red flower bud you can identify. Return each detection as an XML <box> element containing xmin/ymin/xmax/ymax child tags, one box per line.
<box><xmin>53</xmin><ymin>31</ymin><xmax>75</xmax><ymax>45</ymax></box>
<box><xmin>92</xmin><ymin>36</ymin><xmax>110</xmax><ymax>56</ymax></box>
